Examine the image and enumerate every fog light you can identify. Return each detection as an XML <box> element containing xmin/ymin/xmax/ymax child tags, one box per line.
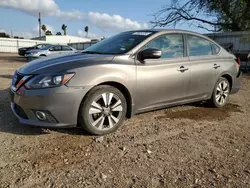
<box><xmin>33</xmin><ymin>110</ymin><xmax>58</xmax><ymax>123</ymax></box>
<box><xmin>35</xmin><ymin>111</ymin><xmax>47</xmax><ymax>121</ymax></box>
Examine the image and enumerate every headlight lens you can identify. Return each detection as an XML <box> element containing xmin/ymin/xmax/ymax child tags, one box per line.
<box><xmin>24</xmin><ymin>73</ymin><xmax>75</xmax><ymax>89</ymax></box>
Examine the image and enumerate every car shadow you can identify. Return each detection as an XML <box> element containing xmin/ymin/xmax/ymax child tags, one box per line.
<box><xmin>0</xmin><ymin>74</ymin><xmax>13</xmax><ymax>79</ymax></box>
<box><xmin>0</xmin><ymin>88</ymin><xmax>90</xmax><ymax>136</ymax></box>
<box><xmin>0</xmin><ymin>54</ymin><xmax>27</xmax><ymax>63</ymax></box>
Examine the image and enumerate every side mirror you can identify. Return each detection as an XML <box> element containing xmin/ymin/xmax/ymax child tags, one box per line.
<box><xmin>139</xmin><ymin>48</ymin><xmax>162</xmax><ymax>61</ymax></box>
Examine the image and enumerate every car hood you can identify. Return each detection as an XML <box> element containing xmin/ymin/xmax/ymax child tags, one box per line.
<box><xmin>19</xmin><ymin>47</ymin><xmax>33</xmax><ymax>51</ymax></box>
<box><xmin>18</xmin><ymin>53</ymin><xmax>115</xmax><ymax>74</ymax></box>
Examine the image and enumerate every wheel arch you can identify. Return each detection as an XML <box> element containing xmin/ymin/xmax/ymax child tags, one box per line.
<box><xmin>98</xmin><ymin>81</ymin><xmax>133</xmax><ymax>118</ymax></box>
<box><xmin>221</xmin><ymin>74</ymin><xmax>233</xmax><ymax>91</ymax></box>
<box><xmin>77</xmin><ymin>81</ymin><xmax>133</xmax><ymax>125</ymax></box>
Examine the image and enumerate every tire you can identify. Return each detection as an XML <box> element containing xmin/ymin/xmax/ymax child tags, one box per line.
<box><xmin>40</xmin><ymin>54</ymin><xmax>46</xmax><ymax>57</ymax></box>
<box><xmin>209</xmin><ymin>77</ymin><xmax>230</xmax><ymax>108</ymax></box>
<box><xmin>79</xmin><ymin>85</ymin><xmax>127</xmax><ymax>135</ymax></box>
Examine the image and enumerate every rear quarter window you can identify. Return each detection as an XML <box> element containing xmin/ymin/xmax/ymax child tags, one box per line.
<box><xmin>211</xmin><ymin>43</ymin><xmax>221</xmax><ymax>55</ymax></box>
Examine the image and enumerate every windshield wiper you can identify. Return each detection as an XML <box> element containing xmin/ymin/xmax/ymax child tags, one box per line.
<box><xmin>82</xmin><ymin>51</ymin><xmax>106</xmax><ymax>55</ymax></box>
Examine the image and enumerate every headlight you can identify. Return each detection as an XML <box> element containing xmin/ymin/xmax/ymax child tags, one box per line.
<box><xmin>24</xmin><ymin>73</ymin><xmax>75</xmax><ymax>89</ymax></box>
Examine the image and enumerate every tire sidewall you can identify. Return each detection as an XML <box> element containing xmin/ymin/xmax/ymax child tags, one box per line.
<box><xmin>80</xmin><ymin>86</ymin><xmax>127</xmax><ymax>135</ymax></box>
<box><xmin>212</xmin><ymin>77</ymin><xmax>230</xmax><ymax>108</ymax></box>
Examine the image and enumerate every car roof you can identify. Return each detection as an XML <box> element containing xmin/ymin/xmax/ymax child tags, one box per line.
<box><xmin>126</xmin><ymin>29</ymin><xmax>216</xmax><ymax>43</ymax></box>
<box><xmin>36</xmin><ymin>43</ymin><xmax>51</xmax><ymax>45</ymax></box>
<box><xmin>127</xmin><ymin>29</ymin><xmax>201</xmax><ymax>34</ymax></box>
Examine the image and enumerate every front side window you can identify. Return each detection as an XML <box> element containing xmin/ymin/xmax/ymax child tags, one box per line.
<box><xmin>40</xmin><ymin>45</ymin><xmax>53</xmax><ymax>50</ymax></box>
<box><xmin>50</xmin><ymin>46</ymin><xmax>62</xmax><ymax>51</ymax></box>
<box><xmin>144</xmin><ymin>34</ymin><xmax>184</xmax><ymax>59</ymax></box>
<box><xmin>188</xmin><ymin>35</ymin><xmax>213</xmax><ymax>56</ymax></box>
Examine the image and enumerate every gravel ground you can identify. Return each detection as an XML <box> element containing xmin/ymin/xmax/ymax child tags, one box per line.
<box><xmin>0</xmin><ymin>53</ymin><xmax>249</xmax><ymax>188</ymax></box>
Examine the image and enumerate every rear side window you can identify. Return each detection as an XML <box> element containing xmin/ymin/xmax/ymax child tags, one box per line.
<box><xmin>144</xmin><ymin>34</ymin><xmax>184</xmax><ymax>59</ymax></box>
<box><xmin>36</xmin><ymin>44</ymin><xmax>43</xmax><ymax>49</ymax></box>
<box><xmin>62</xmin><ymin>46</ymin><xmax>72</xmax><ymax>51</ymax></box>
<box><xmin>188</xmin><ymin>35</ymin><xmax>213</xmax><ymax>56</ymax></box>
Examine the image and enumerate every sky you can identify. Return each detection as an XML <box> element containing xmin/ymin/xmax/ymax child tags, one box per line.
<box><xmin>0</xmin><ymin>0</ymin><xmax>208</xmax><ymax>39</ymax></box>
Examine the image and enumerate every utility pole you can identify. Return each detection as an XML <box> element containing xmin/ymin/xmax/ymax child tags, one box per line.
<box><xmin>38</xmin><ymin>12</ymin><xmax>41</xmax><ymax>37</ymax></box>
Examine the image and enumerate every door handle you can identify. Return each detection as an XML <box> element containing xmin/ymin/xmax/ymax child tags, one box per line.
<box><xmin>177</xmin><ymin>66</ymin><xmax>188</xmax><ymax>72</ymax></box>
<box><xmin>213</xmin><ymin>64</ymin><xmax>220</xmax><ymax>69</ymax></box>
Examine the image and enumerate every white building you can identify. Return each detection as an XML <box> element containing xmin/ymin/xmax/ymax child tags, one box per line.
<box><xmin>32</xmin><ymin>35</ymin><xmax>91</xmax><ymax>44</ymax></box>
<box><xmin>0</xmin><ymin>35</ymin><xmax>92</xmax><ymax>53</ymax></box>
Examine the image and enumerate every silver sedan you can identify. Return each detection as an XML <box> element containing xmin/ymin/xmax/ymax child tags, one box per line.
<box><xmin>25</xmin><ymin>44</ymin><xmax>78</xmax><ymax>61</ymax></box>
<box><xmin>10</xmin><ymin>29</ymin><xmax>241</xmax><ymax>135</ymax></box>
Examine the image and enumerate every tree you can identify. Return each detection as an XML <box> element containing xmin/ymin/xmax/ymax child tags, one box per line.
<box><xmin>56</xmin><ymin>32</ymin><xmax>62</xmax><ymax>35</ymax></box>
<box><xmin>41</xmin><ymin>24</ymin><xmax>47</xmax><ymax>34</ymax></box>
<box><xmin>84</xmin><ymin>26</ymin><xmax>89</xmax><ymax>37</ymax></box>
<box><xmin>62</xmin><ymin>24</ymin><xmax>67</xmax><ymax>35</ymax></box>
<box><xmin>150</xmin><ymin>0</ymin><xmax>250</xmax><ymax>32</ymax></box>
<box><xmin>45</xmin><ymin>30</ymin><xmax>53</xmax><ymax>36</ymax></box>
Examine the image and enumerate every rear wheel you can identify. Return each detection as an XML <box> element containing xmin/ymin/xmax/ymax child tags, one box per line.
<box><xmin>79</xmin><ymin>85</ymin><xmax>127</xmax><ymax>135</ymax></box>
<box><xmin>209</xmin><ymin>77</ymin><xmax>230</xmax><ymax>108</ymax></box>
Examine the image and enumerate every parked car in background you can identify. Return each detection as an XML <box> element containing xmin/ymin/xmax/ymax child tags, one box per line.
<box><xmin>10</xmin><ymin>29</ymin><xmax>241</xmax><ymax>135</ymax></box>
<box><xmin>25</xmin><ymin>44</ymin><xmax>78</xmax><ymax>61</ymax></box>
<box><xmin>18</xmin><ymin>43</ymin><xmax>50</xmax><ymax>56</ymax></box>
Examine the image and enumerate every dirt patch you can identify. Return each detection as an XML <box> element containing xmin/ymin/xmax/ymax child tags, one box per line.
<box><xmin>157</xmin><ymin>103</ymin><xmax>243</xmax><ymax>121</ymax></box>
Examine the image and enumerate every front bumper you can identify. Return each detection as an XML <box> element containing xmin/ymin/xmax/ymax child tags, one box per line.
<box><xmin>18</xmin><ymin>52</ymin><xmax>25</xmax><ymax>56</ymax></box>
<box><xmin>9</xmin><ymin>85</ymin><xmax>92</xmax><ymax>128</ymax></box>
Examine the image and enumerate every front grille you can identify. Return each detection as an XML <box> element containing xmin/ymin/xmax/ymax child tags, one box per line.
<box><xmin>14</xmin><ymin>104</ymin><xmax>28</xmax><ymax>119</ymax></box>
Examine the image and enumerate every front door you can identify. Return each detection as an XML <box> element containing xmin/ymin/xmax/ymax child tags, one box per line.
<box><xmin>135</xmin><ymin>34</ymin><xmax>190</xmax><ymax>112</ymax></box>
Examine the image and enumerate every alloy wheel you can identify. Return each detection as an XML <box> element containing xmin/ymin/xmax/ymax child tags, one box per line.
<box><xmin>88</xmin><ymin>92</ymin><xmax>123</xmax><ymax>130</ymax></box>
<box><xmin>215</xmin><ymin>80</ymin><xmax>230</xmax><ymax>105</ymax></box>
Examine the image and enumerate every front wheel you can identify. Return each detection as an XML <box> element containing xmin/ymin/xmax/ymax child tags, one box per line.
<box><xmin>209</xmin><ymin>77</ymin><xmax>230</xmax><ymax>108</ymax></box>
<box><xmin>79</xmin><ymin>85</ymin><xmax>127</xmax><ymax>135</ymax></box>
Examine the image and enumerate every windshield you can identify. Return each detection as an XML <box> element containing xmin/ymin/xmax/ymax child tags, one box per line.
<box><xmin>39</xmin><ymin>45</ymin><xmax>53</xmax><ymax>50</ymax></box>
<box><xmin>83</xmin><ymin>31</ymin><xmax>156</xmax><ymax>55</ymax></box>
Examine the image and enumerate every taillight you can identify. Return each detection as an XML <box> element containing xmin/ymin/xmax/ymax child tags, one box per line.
<box><xmin>235</xmin><ymin>57</ymin><xmax>241</xmax><ymax>66</ymax></box>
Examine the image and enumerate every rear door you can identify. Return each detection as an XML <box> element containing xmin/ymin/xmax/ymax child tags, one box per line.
<box><xmin>136</xmin><ymin>33</ymin><xmax>191</xmax><ymax>111</ymax></box>
<box><xmin>62</xmin><ymin>45</ymin><xmax>75</xmax><ymax>55</ymax></box>
<box><xmin>49</xmin><ymin>45</ymin><xmax>62</xmax><ymax>56</ymax></box>
<box><xmin>187</xmin><ymin>34</ymin><xmax>220</xmax><ymax>99</ymax></box>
